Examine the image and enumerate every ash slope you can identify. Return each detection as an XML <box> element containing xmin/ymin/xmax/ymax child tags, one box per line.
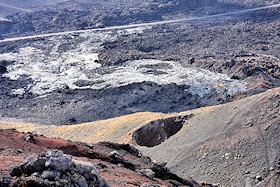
<box><xmin>138</xmin><ymin>87</ymin><xmax>280</xmax><ymax>187</ymax></box>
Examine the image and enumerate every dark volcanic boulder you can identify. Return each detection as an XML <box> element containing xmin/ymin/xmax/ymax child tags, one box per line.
<box><xmin>0</xmin><ymin>60</ymin><xmax>8</xmax><ymax>74</ymax></box>
<box><xmin>0</xmin><ymin>65</ymin><xmax>7</xmax><ymax>74</ymax></box>
<box><xmin>9</xmin><ymin>150</ymin><xmax>108</xmax><ymax>187</ymax></box>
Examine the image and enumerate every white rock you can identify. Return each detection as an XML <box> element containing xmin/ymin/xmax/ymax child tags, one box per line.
<box><xmin>45</xmin><ymin>150</ymin><xmax>72</xmax><ymax>171</ymax></box>
<box><xmin>73</xmin><ymin>159</ymin><xmax>100</xmax><ymax>180</ymax></box>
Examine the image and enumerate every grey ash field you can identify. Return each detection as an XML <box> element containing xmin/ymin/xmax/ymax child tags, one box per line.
<box><xmin>0</xmin><ymin>0</ymin><xmax>279</xmax><ymax>187</ymax></box>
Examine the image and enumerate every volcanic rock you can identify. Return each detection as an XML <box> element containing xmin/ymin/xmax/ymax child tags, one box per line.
<box><xmin>0</xmin><ymin>65</ymin><xmax>6</xmax><ymax>74</ymax></box>
<box><xmin>9</xmin><ymin>150</ymin><xmax>108</xmax><ymax>187</ymax></box>
<box><xmin>23</xmin><ymin>132</ymin><xmax>36</xmax><ymax>144</ymax></box>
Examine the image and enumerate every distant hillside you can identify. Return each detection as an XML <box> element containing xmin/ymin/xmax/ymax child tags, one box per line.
<box><xmin>0</xmin><ymin>6</ymin><xmax>21</xmax><ymax>18</ymax></box>
<box><xmin>0</xmin><ymin>0</ymin><xmax>273</xmax><ymax>37</ymax></box>
<box><xmin>218</xmin><ymin>0</ymin><xmax>278</xmax><ymax>6</ymax></box>
<box><xmin>0</xmin><ymin>0</ymin><xmax>67</xmax><ymax>8</ymax></box>
<box><xmin>0</xmin><ymin>0</ymin><xmax>67</xmax><ymax>17</ymax></box>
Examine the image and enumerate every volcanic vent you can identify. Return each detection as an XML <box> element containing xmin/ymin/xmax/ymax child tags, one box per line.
<box><xmin>132</xmin><ymin>114</ymin><xmax>192</xmax><ymax>147</ymax></box>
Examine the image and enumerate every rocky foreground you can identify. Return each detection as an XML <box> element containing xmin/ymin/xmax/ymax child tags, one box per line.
<box><xmin>0</xmin><ymin>129</ymin><xmax>215</xmax><ymax>187</ymax></box>
<box><xmin>5</xmin><ymin>150</ymin><xmax>108</xmax><ymax>187</ymax></box>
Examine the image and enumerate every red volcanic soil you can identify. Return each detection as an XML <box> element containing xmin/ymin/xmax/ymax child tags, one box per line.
<box><xmin>0</xmin><ymin>129</ymin><xmax>67</xmax><ymax>175</ymax></box>
<box><xmin>0</xmin><ymin>129</ymin><xmax>210</xmax><ymax>187</ymax></box>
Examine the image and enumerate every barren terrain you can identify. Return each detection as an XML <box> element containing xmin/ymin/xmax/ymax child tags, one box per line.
<box><xmin>0</xmin><ymin>129</ymin><xmax>211</xmax><ymax>186</ymax></box>
<box><xmin>1</xmin><ymin>87</ymin><xmax>279</xmax><ymax>186</ymax></box>
<box><xmin>0</xmin><ymin>0</ymin><xmax>279</xmax><ymax>186</ymax></box>
<box><xmin>0</xmin><ymin>4</ymin><xmax>279</xmax><ymax>125</ymax></box>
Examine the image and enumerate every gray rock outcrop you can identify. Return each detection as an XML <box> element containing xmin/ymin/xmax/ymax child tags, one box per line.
<box><xmin>8</xmin><ymin>150</ymin><xmax>109</xmax><ymax>187</ymax></box>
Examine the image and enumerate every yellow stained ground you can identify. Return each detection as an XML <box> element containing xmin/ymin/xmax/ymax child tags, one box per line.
<box><xmin>0</xmin><ymin>112</ymin><xmax>172</xmax><ymax>144</ymax></box>
<box><xmin>1</xmin><ymin>87</ymin><xmax>278</xmax><ymax>145</ymax></box>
